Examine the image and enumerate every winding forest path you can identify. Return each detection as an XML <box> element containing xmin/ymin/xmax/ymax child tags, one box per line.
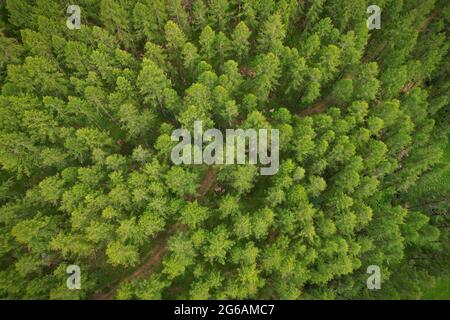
<box><xmin>297</xmin><ymin>98</ymin><xmax>329</xmax><ymax>117</ymax></box>
<box><xmin>198</xmin><ymin>167</ymin><xmax>218</xmax><ymax>197</ymax></box>
<box><xmin>93</xmin><ymin>168</ymin><xmax>217</xmax><ymax>300</ymax></box>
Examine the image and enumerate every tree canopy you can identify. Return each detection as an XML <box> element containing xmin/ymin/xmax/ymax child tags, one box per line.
<box><xmin>0</xmin><ymin>0</ymin><xmax>448</xmax><ymax>300</ymax></box>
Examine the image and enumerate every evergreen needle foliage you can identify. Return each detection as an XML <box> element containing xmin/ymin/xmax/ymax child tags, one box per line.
<box><xmin>0</xmin><ymin>0</ymin><xmax>448</xmax><ymax>300</ymax></box>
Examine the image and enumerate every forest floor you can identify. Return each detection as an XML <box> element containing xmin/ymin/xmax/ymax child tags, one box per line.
<box><xmin>198</xmin><ymin>167</ymin><xmax>218</xmax><ymax>197</ymax></box>
<box><xmin>93</xmin><ymin>167</ymin><xmax>217</xmax><ymax>300</ymax></box>
<box><xmin>297</xmin><ymin>99</ymin><xmax>329</xmax><ymax>117</ymax></box>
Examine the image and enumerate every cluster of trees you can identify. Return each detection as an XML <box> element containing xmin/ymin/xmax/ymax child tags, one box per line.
<box><xmin>0</xmin><ymin>0</ymin><xmax>448</xmax><ymax>299</ymax></box>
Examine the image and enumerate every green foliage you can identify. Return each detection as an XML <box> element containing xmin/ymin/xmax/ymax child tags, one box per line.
<box><xmin>0</xmin><ymin>0</ymin><xmax>448</xmax><ymax>301</ymax></box>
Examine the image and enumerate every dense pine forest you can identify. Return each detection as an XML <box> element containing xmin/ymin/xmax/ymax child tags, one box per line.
<box><xmin>0</xmin><ymin>0</ymin><xmax>448</xmax><ymax>300</ymax></box>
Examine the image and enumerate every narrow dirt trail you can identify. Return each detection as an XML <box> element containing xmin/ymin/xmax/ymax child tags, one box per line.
<box><xmin>198</xmin><ymin>167</ymin><xmax>218</xmax><ymax>197</ymax></box>
<box><xmin>297</xmin><ymin>99</ymin><xmax>329</xmax><ymax>117</ymax></box>
<box><xmin>418</xmin><ymin>10</ymin><xmax>438</xmax><ymax>33</ymax></box>
<box><xmin>296</xmin><ymin>72</ymin><xmax>353</xmax><ymax>118</ymax></box>
<box><xmin>93</xmin><ymin>168</ymin><xmax>217</xmax><ymax>300</ymax></box>
<box><xmin>93</xmin><ymin>225</ymin><xmax>178</xmax><ymax>300</ymax></box>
